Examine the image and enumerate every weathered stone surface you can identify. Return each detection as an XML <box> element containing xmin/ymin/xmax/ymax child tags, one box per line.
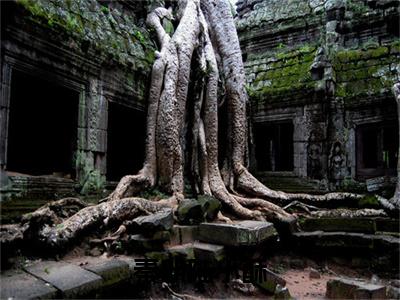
<box><xmin>130</xmin><ymin>208</ymin><xmax>174</xmax><ymax>233</ymax></box>
<box><xmin>25</xmin><ymin>261</ymin><xmax>103</xmax><ymax>298</ymax></box>
<box><xmin>193</xmin><ymin>242</ymin><xmax>225</xmax><ymax>262</ymax></box>
<box><xmin>197</xmin><ymin>195</ymin><xmax>221</xmax><ymax>221</ymax></box>
<box><xmin>326</xmin><ymin>277</ymin><xmax>386</xmax><ymax>299</ymax></box>
<box><xmin>198</xmin><ymin>221</ymin><xmax>277</xmax><ymax>246</ymax></box>
<box><xmin>176</xmin><ymin>199</ymin><xmax>204</xmax><ymax>225</ymax></box>
<box><xmin>84</xmin><ymin>259</ymin><xmax>130</xmax><ymax>287</ymax></box>
<box><xmin>0</xmin><ymin>270</ymin><xmax>58</xmax><ymax>299</ymax></box>
<box><xmin>127</xmin><ymin>234</ymin><xmax>165</xmax><ymax>252</ymax></box>
<box><xmin>274</xmin><ymin>284</ymin><xmax>292</xmax><ymax>299</ymax></box>
<box><xmin>292</xmin><ymin>231</ymin><xmax>378</xmax><ymax>249</ymax></box>
<box><xmin>167</xmin><ymin>244</ymin><xmax>195</xmax><ymax>260</ymax></box>
<box><xmin>300</xmin><ymin>217</ymin><xmax>377</xmax><ymax>233</ymax></box>
<box><xmin>170</xmin><ymin>225</ymin><xmax>199</xmax><ymax>245</ymax></box>
<box><xmin>254</xmin><ymin>267</ymin><xmax>286</xmax><ymax>293</ymax></box>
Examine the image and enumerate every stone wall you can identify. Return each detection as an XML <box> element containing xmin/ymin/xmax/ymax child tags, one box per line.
<box><xmin>237</xmin><ymin>0</ymin><xmax>399</xmax><ymax>193</ymax></box>
<box><xmin>0</xmin><ymin>0</ymin><xmax>155</xmax><ymax>200</ymax></box>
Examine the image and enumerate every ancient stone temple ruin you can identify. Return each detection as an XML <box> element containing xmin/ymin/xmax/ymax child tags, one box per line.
<box><xmin>1</xmin><ymin>0</ymin><xmax>398</xmax><ymax>206</ymax></box>
<box><xmin>0</xmin><ymin>1</ymin><xmax>399</xmax><ymax>299</ymax></box>
<box><xmin>237</xmin><ymin>0</ymin><xmax>399</xmax><ymax>194</ymax></box>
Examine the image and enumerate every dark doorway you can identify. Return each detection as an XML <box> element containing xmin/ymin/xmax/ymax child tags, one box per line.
<box><xmin>356</xmin><ymin>122</ymin><xmax>398</xmax><ymax>178</ymax></box>
<box><xmin>107</xmin><ymin>102</ymin><xmax>146</xmax><ymax>181</ymax></box>
<box><xmin>7</xmin><ymin>70</ymin><xmax>79</xmax><ymax>177</ymax></box>
<box><xmin>254</xmin><ymin>122</ymin><xmax>294</xmax><ymax>171</ymax></box>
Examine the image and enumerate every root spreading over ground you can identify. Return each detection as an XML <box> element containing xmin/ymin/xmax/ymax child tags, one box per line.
<box><xmin>1</xmin><ymin>0</ymin><xmax>398</xmax><ymax>251</ymax></box>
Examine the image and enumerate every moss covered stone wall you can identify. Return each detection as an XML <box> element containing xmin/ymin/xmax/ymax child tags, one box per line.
<box><xmin>238</xmin><ymin>0</ymin><xmax>399</xmax><ymax>192</ymax></box>
<box><xmin>16</xmin><ymin>0</ymin><xmax>155</xmax><ymax>73</ymax></box>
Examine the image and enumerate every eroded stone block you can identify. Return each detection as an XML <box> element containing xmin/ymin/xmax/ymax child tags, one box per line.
<box><xmin>25</xmin><ymin>261</ymin><xmax>103</xmax><ymax>298</ymax></box>
<box><xmin>198</xmin><ymin>221</ymin><xmax>277</xmax><ymax>246</ymax></box>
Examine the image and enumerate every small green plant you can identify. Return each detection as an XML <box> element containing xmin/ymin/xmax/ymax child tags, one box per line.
<box><xmin>276</xmin><ymin>43</ymin><xmax>286</xmax><ymax>49</ymax></box>
<box><xmin>101</xmin><ymin>5</ymin><xmax>109</xmax><ymax>14</ymax></box>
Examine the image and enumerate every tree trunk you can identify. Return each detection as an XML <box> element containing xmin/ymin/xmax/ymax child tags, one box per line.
<box><xmin>2</xmin><ymin>0</ymin><xmax>395</xmax><ymax>251</ymax></box>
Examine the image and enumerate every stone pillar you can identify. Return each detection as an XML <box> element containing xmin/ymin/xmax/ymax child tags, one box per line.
<box><xmin>76</xmin><ymin>78</ymin><xmax>108</xmax><ymax>194</ymax></box>
<box><xmin>393</xmin><ymin>83</ymin><xmax>400</xmax><ymax>201</ymax></box>
<box><xmin>0</xmin><ymin>63</ymin><xmax>12</xmax><ymax>193</ymax></box>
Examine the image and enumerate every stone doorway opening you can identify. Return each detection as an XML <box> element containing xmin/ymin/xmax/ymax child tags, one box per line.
<box><xmin>254</xmin><ymin>122</ymin><xmax>294</xmax><ymax>172</ymax></box>
<box><xmin>6</xmin><ymin>70</ymin><xmax>79</xmax><ymax>178</ymax></box>
<box><xmin>356</xmin><ymin>122</ymin><xmax>398</xmax><ymax>179</ymax></box>
<box><xmin>106</xmin><ymin>102</ymin><xmax>146</xmax><ymax>181</ymax></box>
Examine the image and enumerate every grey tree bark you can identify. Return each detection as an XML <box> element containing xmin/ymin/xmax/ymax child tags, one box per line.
<box><xmin>110</xmin><ymin>0</ymin><xmax>389</xmax><ymax>224</ymax></box>
<box><xmin>3</xmin><ymin>0</ymin><xmax>396</xmax><ymax>250</ymax></box>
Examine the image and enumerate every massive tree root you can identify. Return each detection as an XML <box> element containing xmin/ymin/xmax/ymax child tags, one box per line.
<box><xmin>2</xmin><ymin>0</ymin><xmax>397</xmax><ymax>253</ymax></box>
<box><xmin>110</xmin><ymin>0</ymin><xmax>397</xmax><ymax>226</ymax></box>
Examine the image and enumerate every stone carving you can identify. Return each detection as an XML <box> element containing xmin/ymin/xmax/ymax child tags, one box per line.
<box><xmin>307</xmin><ymin>130</ymin><xmax>323</xmax><ymax>180</ymax></box>
<box><xmin>329</xmin><ymin>141</ymin><xmax>344</xmax><ymax>189</ymax></box>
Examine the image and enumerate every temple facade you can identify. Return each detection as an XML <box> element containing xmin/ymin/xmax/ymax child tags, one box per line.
<box><xmin>0</xmin><ymin>0</ymin><xmax>398</xmax><ymax>204</ymax></box>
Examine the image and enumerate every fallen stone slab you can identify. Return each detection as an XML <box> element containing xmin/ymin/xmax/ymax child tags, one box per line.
<box><xmin>198</xmin><ymin>221</ymin><xmax>277</xmax><ymax>246</ymax></box>
<box><xmin>0</xmin><ymin>269</ymin><xmax>58</xmax><ymax>299</ymax></box>
<box><xmin>25</xmin><ymin>261</ymin><xmax>103</xmax><ymax>298</ymax></box>
<box><xmin>300</xmin><ymin>217</ymin><xmax>376</xmax><ymax>233</ymax></box>
<box><xmin>253</xmin><ymin>267</ymin><xmax>286</xmax><ymax>293</ymax></box>
<box><xmin>326</xmin><ymin>277</ymin><xmax>386</xmax><ymax>299</ymax></box>
<box><xmin>129</xmin><ymin>208</ymin><xmax>174</xmax><ymax>233</ymax></box>
<box><xmin>193</xmin><ymin>241</ymin><xmax>225</xmax><ymax>262</ymax></box>
<box><xmin>84</xmin><ymin>259</ymin><xmax>130</xmax><ymax>287</ymax></box>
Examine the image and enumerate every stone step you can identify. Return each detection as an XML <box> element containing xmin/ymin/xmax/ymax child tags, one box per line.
<box><xmin>83</xmin><ymin>259</ymin><xmax>130</xmax><ymax>287</ymax></box>
<box><xmin>293</xmin><ymin>231</ymin><xmax>399</xmax><ymax>250</ymax></box>
<box><xmin>170</xmin><ymin>225</ymin><xmax>199</xmax><ymax>245</ymax></box>
<box><xmin>193</xmin><ymin>242</ymin><xmax>225</xmax><ymax>262</ymax></box>
<box><xmin>0</xmin><ymin>269</ymin><xmax>58</xmax><ymax>299</ymax></box>
<box><xmin>198</xmin><ymin>220</ymin><xmax>277</xmax><ymax>246</ymax></box>
<box><xmin>300</xmin><ymin>217</ymin><xmax>399</xmax><ymax>234</ymax></box>
<box><xmin>326</xmin><ymin>277</ymin><xmax>386</xmax><ymax>299</ymax></box>
<box><xmin>24</xmin><ymin>261</ymin><xmax>103</xmax><ymax>298</ymax></box>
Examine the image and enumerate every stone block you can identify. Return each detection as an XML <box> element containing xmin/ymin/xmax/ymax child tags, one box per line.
<box><xmin>130</xmin><ymin>208</ymin><xmax>174</xmax><ymax>233</ymax></box>
<box><xmin>167</xmin><ymin>244</ymin><xmax>195</xmax><ymax>260</ymax></box>
<box><xmin>0</xmin><ymin>270</ymin><xmax>58</xmax><ymax>299</ymax></box>
<box><xmin>176</xmin><ymin>199</ymin><xmax>204</xmax><ymax>225</ymax></box>
<box><xmin>193</xmin><ymin>242</ymin><xmax>225</xmax><ymax>262</ymax></box>
<box><xmin>254</xmin><ymin>267</ymin><xmax>286</xmax><ymax>293</ymax></box>
<box><xmin>25</xmin><ymin>261</ymin><xmax>103</xmax><ymax>298</ymax></box>
<box><xmin>293</xmin><ymin>231</ymin><xmax>376</xmax><ymax>249</ymax></box>
<box><xmin>170</xmin><ymin>225</ymin><xmax>199</xmax><ymax>245</ymax></box>
<box><xmin>326</xmin><ymin>277</ymin><xmax>386</xmax><ymax>299</ymax></box>
<box><xmin>197</xmin><ymin>195</ymin><xmax>221</xmax><ymax>221</ymax></box>
<box><xmin>84</xmin><ymin>259</ymin><xmax>130</xmax><ymax>287</ymax></box>
<box><xmin>300</xmin><ymin>217</ymin><xmax>376</xmax><ymax>233</ymax></box>
<box><xmin>198</xmin><ymin>221</ymin><xmax>277</xmax><ymax>246</ymax></box>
